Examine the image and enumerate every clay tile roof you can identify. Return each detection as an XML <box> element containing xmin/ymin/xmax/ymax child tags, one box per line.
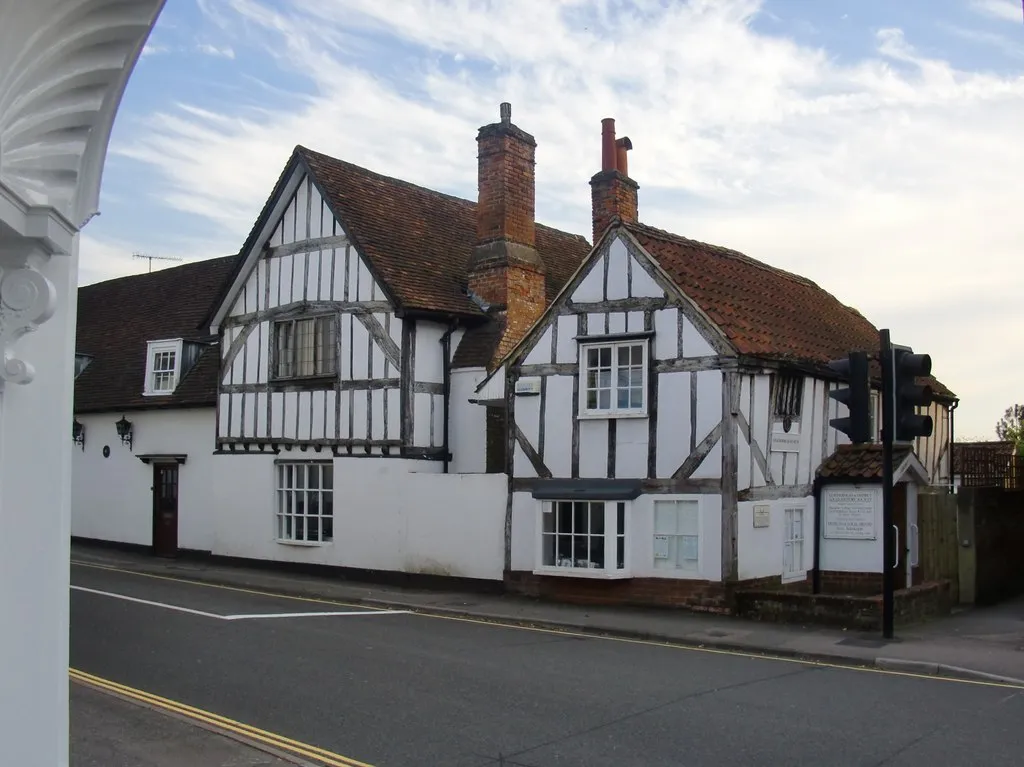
<box><xmin>298</xmin><ymin>147</ymin><xmax>592</xmax><ymax>319</ymax></box>
<box><xmin>624</xmin><ymin>221</ymin><xmax>954</xmax><ymax>399</ymax></box>
<box><xmin>452</xmin><ymin>312</ymin><xmax>507</xmax><ymax>370</ymax></box>
<box><xmin>74</xmin><ymin>256</ymin><xmax>236</xmax><ymax>413</ymax></box>
<box><xmin>817</xmin><ymin>443</ymin><xmax>914</xmax><ymax>480</ymax></box>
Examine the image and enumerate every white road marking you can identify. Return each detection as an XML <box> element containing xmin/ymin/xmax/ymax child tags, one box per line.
<box><xmin>71</xmin><ymin>586</ymin><xmax>409</xmax><ymax>621</ymax></box>
<box><xmin>224</xmin><ymin>610</ymin><xmax>410</xmax><ymax>620</ymax></box>
<box><xmin>71</xmin><ymin>586</ymin><xmax>226</xmax><ymax>619</ymax></box>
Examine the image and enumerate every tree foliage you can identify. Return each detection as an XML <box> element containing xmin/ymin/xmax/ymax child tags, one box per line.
<box><xmin>995</xmin><ymin>404</ymin><xmax>1024</xmax><ymax>454</ymax></box>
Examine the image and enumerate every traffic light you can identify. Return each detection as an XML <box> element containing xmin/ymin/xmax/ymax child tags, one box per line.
<box><xmin>828</xmin><ymin>351</ymin><xmax>871</xmax><ymax>444</ymax></box>
<box><xmin>893</xmin><ymin>347</ymin><xmax>934</xmax><ymax>441</ymax></box>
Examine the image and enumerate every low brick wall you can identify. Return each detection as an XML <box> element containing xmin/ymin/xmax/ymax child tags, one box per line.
<box><xmin>735</xmin><ymin>580</ymin><xmax>952</xmax><ymax>631</ymax></box>
<box><xmin>505</xmin><ymin>571</ymin><xmax>728</xmax><ymax>613</ymax></box>
<box><xmin>818</xmin><ymin>570</ymin><xmax>883</xmax><ymax>596</ymax></box>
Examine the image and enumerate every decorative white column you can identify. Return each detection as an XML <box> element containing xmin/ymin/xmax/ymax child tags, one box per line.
<box><xmin>0</xmin><ymin>221</ymin><xmax>76</xmax><ymax>767</ymax></box>
<box><xmin>0</xmin><ymin>2</ymin><xmax>167</xmax><ymax>763</ymax></box>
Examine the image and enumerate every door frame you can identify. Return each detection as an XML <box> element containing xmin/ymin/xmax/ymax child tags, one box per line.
<box><xmin>151</xmin><ymin>461</ymin><xmax>179</xmax><ymax>558</ymax></box>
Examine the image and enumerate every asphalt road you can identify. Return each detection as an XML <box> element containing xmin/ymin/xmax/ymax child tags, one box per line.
<box><xmin>70</xmin><ymin>563</ymin><xmax>1024</xmax><ymax>767</ymax></box>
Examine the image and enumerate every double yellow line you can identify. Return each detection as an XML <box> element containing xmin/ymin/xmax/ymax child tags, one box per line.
<box><xmin>70</xmin><ymin>668</ymin><xmax>374</xmax><ymax>767</ymax></box>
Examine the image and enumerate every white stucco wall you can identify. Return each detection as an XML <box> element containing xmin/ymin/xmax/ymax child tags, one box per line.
<box><xmin>72</xmin><ymin>408</ymin><xmax>216</xmax><ymax>550</ymax></box>
<box><xmin>72</xmin><ymin>410</ymin><xmax>508</xmax><ymax>581</ymax></box>
<box><xmin>511</xmin><ymin>491</ymin><xmax>723</xmax><ymax>582</ymax></box>
<box><xmin>450</xmin><ymin>367</ymin><xmax>490</xmax><ymax>474</ymax></box>
<box><xmin>737</xmin><ymin>495</ymin><xmax>815</xmax><ymax>581</ymax></box>
<box><xmin>211</xmin><ymin>457</ymin><xmax>507</xmax><ymax>580</ymax></box>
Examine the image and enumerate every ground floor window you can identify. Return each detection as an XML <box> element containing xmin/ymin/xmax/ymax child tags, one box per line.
<box><xmin>653</xmin><ymin>499</ymin><xmax>700</xmax><ymax>572</ymax></box>
<box><xmin>276</xmin><ymin>462</ymin><xmax>334</xmax><ymax>544</ymax></box>
<box><xmin>539</xmin><ymin>500</ymin><xmax>627</xmax><ymax>574</ymax></box>
<box><xmin>783</xmin><ymin>506</ymin><xmax>805</xmax><ymax>579</ymax></box>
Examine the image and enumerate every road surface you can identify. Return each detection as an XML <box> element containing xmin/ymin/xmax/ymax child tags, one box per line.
<box><xmin>70</xmin><ymin>561</ymin><xmax>1024</xmax><ymax>766</ymax></box>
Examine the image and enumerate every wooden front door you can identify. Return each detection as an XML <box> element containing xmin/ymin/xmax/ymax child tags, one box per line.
<box><xmin>152</xmin><ymin>463</ymin><xmax>179</xmax><ymax>558</ymax></box>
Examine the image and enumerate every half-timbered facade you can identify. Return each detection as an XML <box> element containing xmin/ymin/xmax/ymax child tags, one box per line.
<box><xmin>497</xmin><ymin>118</ymin><xmax>957</xmax><ymax>607</ymax></box>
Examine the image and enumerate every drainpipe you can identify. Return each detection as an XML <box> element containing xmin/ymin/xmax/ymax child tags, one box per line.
<box><xmin>948</xmin><ymin>399</ymin><xmax>959</xmax><ymax>493</ymax></box>
<box><xmin>440</xmin><ymin>322</ymin><xmax>458</xmax><ymax>473</ymax></box>
<box><xmin>812</xmin><ymin>476</ymin><xmax>822</xmax><ymax>594</ymax></box>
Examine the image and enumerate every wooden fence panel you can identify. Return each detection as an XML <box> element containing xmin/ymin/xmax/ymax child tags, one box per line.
<box><xmin>918</xmin><ymin>491</ymin><xmax>959</xmax><ymax>603</ymax></box>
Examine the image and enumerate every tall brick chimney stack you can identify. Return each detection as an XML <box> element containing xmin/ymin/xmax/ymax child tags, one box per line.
<box><xmin>590</xmin><ymin>117</ymin><xmax>638</xmax><ymax>243</ymax></box>
<box><xmin>468</xmin><ymin>103</ymin><xmax>547</xmax><ymax>358</ymax></box>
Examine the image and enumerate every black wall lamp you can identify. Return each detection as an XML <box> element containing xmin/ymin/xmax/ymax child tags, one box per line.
<box><xmin>72</xmin><ymin>419</ymin><xmax>85</xmax><ymax>450</ymax></box>
<box><xmin>115</xmin><ymin>415</ymin><xmax>133</xmax><ymax>450</ymax></box>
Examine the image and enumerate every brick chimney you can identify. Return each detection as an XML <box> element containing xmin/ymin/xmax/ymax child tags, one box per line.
<box><xmin>590</xmin><ymin>117</ymin><xmax>638</xmax><ymax>243</ymax></box>
<box><xmin>468</xmin><ymin>103</ymin><xmax>547</xmax><ymax>356</ymax></box>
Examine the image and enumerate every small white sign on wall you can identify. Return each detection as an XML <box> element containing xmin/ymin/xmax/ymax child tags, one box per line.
<box><xmin>823</xmin><ymin>487</ymin><xmax>877</xmax><ymax>540</ymax></box>
<box><xmin>770</xmin><ymin>432</ymin><xmax>801</xmax><ymax>453</ymax></box>
<box><xmin>753</xmin><ymin>504</ymin><xmax>771</xmax><ymax>528</ymax></box>
<box><xmin>653</xmin><ymin>534</ymin><xmax>670</xmax><ymax>560</ymax></box>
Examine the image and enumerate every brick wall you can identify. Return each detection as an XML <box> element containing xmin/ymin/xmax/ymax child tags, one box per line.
<box><xmin>818</xmin><ymin>570</ymin><xmax>883</xmax><ymax>596</ymax></box>
<box><xmin>736</xmin><ymin>581</ymin><xmax>952</xmax><ymax>631</ymax></box>
<box><xmin>506</xmin><ymin>571</ymin><xmax>728</xmax><ymax>613</ymax></box>
<box><xmin>590</xmin><ymin>169</ymin><xmax>639</xmax><ymax>242</ymax></box>
<box><xmin>476</xmin><ymin>126</ymin><xmax>536</xmax><ymax>247</ymax></box>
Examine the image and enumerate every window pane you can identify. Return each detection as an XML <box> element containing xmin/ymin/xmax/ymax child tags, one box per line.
<box><xmin>573</xmin><ymin>502</ymin><xmax>586</xmax><ymax>535</ymax></box>
<box><xmin>322</xmin><ymin>517</ymin><xmax>334</xmax><ymax>542</ymax></box>
<box><xmin>598</xmin><ymin>390</ymin><xmax>611</xmax><ymax>409</ymax></box>
<box><xmin>586</xmin><ymin>389</ymin><xmax>597</xmax><ymax>409</ymax></box>
<box><xmin>617</xmin><ymin>535</ymin><xmax>625</xmax><ymax>569</ymax></box>
<box><xmin>295</xmin><ymin>491</ymin><xmax>305</xmax><ymax>515</ymax></box>
<box><xmin>294</xmin><ymin>465</ymin><xmax>305</xmax><ymax>490</ymax></box>
<box><xmin>308</xmin><ymin>467</ymin><xmax>319</xmax><ymax>490</ymax></box>
<box><xmin>322</xmin><ymin>465</ymin><xmax>333</xmax><ymax>490</ymax></box>
<box><xmin>308</xmin><ymin>517</ymin><xmax>320</xmax><ymax>542</ymax></box>
<box><xmin>283</xmin><ymin>515</ymin><xmax>293</xmax><ymax>540</ymax></box>
<box><xmin>542</xmin><ymin>507</ymin><xmax>555</xmax><ymax>533</ymax></box>
<box><xmin>597</xmin><ymin>371</ymin><xmax>611</xmax><ymax>389</ymax></box>
<box><xmin>587</xmin><ymin>348</ymin><xmax>600</xmax><ymax>367</ymax></box>
<box><xmin>587</xmin><ymin>369</ymin><xmax>598</xmax><ymax>390</ymax></box>
<box><xmin>617</xmin><ymin>503</ymin><xmax>625</xmax><ymax>535</ymax></box>
<box><xmin>308</xmin><ymin>492</ymin><xmax>320</xmax><ymax>516</ymax></box>
<box><xmin>295</xmin><ymin>516</ymin><xmax>305</xmax><ymax>541</ymax></box>
<box><xmin>630</xmin><ymin>345</ymin><xmax>643</xmax><ymax>365</ymax></box>
<box><xmin>628</xmin><ymin>369</ymin><xmax>643</xmax><ymax>388</ymax></box>
<box><xmin>590</xmin><ymin>503</ymin><xmax>604</xmax><ymax>534</ymax></box>
<box><xmin>542</xmin><ymin>534</ymin><xmax>556</xmax><ymax>566</ymax></box>
<box><xmin>629</xmin><ymin>387</ymin><xmax>644</xmax><ymax>408</ymax></box>
<box><xmin>617</xmin><ymin>345</ymin><xmax>631</xmax><ymax>366</ymax></box>
<box><xmin>617</xmin><ymin>369</ymin><xmax>630</xmax><ymax>389</ymax></box>
<box><xmin>617</xmin><ymin>388</ymin><xmax>630</xmax><ymax>409</ymax></box>
<box><xmin>599</xmin><ymin>347</ymin><xmax>611</xmax><ymax>366</ymax></box>
<box><xmin>557</xmin><ymin>502</ymin><xmax>572</xmax><ymax>534</ymax></box>
<box><xmin>590</xmin><ymin>536</ymin><xmax>605</xmax><ymax>568</ymax></box>
<box><xmin>322</xmin><ymin>491</ymin><xmax>333</xmax><ymax>518</ymax></box>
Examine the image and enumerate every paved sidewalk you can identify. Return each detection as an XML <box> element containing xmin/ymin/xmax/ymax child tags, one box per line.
<box><xmin>71</xmin><ymin>542</ymin><xmax>1024</xmax><ymax>686</ymax></box>
<box><xmin>71</xmin><ymin>681</ymin><xmax>307</xmax><ymax>767</ymax></box>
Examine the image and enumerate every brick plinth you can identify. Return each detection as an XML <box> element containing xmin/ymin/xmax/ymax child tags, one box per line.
<box><xmin>505</xmin><ymin>571</ymin><xmax>728</xmax><ymax>613</ymax></box>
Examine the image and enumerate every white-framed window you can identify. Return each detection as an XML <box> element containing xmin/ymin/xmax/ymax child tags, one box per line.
<box><xmin>276</xmin><ymin>462</ymin><xmax>334</xmax><ymax>545</ymax></box>
<box><xmin>144</xmin><ymin>339</ymin><xmax>183</xmax><ymax>395</ymax></box>
<box><xmin>653</xmin><ymin>499</ymin><xmax>700</xmax><ymax>572</ymax></box>
<box><xmin>578</xmin><ymin>339</ymin><xmax>648</xmax><ymax>418</ymax></box>
<box><xmin>537</xmin><ymin>500</ymin><xmax>628</xmax><ymax>577</ymax></box>
<box><xmin>273</xmin><ymin>315</ymin><xmax>338</xmax><ymax>379</ymax></box>
<box><xmin>783</xmin><ymin>506</ymin><xmax>805</xmax><ymax>581</ymax></box>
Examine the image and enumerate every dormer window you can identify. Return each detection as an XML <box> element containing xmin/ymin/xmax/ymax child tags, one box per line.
<box><xmin>144</xmin><ymin>339</ymin><xmax>183</xmax><ymax>395</ymax></box>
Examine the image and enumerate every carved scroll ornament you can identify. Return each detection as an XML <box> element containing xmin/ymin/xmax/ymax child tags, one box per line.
<box><xmin>0</xmin><ymin>264</ymin><xmax>57</xmax><ymax>386</ymax></box>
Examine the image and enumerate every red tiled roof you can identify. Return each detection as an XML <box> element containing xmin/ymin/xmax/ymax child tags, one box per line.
<box><xmin>625</xmin><ymin>221</ymin><xmax>954</xmax><ymax>398</ymax></box>
<box><xmin>298</xmin><ymin>147</ymin><xmax>592</xmax><ymax>318</ymax></box>
<box><xmin>75</xmin><ymin>256</ymin><xmax>236</xmax><ymax>413</ymax></box>
<box><xmin>817</xmin><ymin>443</ymin><xmax>914</xmax><ymax>480</ymax></box>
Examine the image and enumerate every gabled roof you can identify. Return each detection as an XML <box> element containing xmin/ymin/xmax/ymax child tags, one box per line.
<box><xmin>817</xmin><ymin>443</ymin><xmax>928</xmax><ymax>484</ymax></box>
<box><xmin>623</xmin><ymin>222</ymin><xmax>954</xmax><ymax>399</ymax></box>
<box><xmin>75</xmin><ymin>256</ymin><xmax>236</xmax><ymax>413</ymax></box>
<box><xmin>208</xmin><ymin>146</ymin><xmax>592</xmax><ymax>332</ymax></box>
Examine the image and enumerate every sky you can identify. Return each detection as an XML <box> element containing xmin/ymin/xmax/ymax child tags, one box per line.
<box><xmin>82</xmin><ymin>0</ymin><xmax>1024</xmax><ymax>440</ymax></box>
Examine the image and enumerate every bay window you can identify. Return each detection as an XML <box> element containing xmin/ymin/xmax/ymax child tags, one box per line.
<box><xmin>537</xmin><ymin>500</ymin><xmax>628</xmax><ymax>577</ymax></box>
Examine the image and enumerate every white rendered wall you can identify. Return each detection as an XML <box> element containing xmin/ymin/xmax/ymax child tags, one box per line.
<box><xmin>450</xmin><ymin>367</ymin><xmax>491</xmax><ymax>474</ymax></box>
<box><xmin>71</xmin><ymin>408</ymin><xmax>217</xmax><ymax>551</ymax></box>
<box><xmin>737</xmin><ymin>495</ymin><xmax>815</xmax><ymax>581</ymax></box>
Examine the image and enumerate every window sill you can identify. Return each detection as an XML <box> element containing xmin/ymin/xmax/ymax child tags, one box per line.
<box><xmin>533</xmin><ymin>567</ymin><xmax>632</xmax><ymax>580</ymax></box>
<box><xmin>275</xmin><ymin>539</ymin><xmax>333</xmax><ymax>548</ymax></box>
<box><xmin>577</xmin><ymin>411</ymin><xmax>648</xmax><ymax>421</ymax></box>
<box><xmin>142</xmin><ymin>390</ymin><xmax>175</xmax><ymax>397</ymax></box>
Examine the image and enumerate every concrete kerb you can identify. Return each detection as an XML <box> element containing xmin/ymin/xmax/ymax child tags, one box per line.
<box><xmin>72</xmin><ymin>555</ymin><xmax>1024</xmax><ymax>689</ymax></box>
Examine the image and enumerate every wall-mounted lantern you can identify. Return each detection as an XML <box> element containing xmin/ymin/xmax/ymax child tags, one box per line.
<box><xmin>115</xmin><ymin>415</ymin><xmax>133</xmax><ymax>451</ymax></box>
<box><xmin>72</xmin><ymin>419</ymin><xmax>85</xmax><ymax>450</ymax></box>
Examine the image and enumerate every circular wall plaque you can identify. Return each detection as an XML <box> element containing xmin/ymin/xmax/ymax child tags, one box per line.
<box><xmin>102</xmin><ymin>445</ymin><xmax>111</xmax><ymax>458</ymax></box>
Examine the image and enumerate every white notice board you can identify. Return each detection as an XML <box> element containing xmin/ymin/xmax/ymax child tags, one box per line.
<box><xmin>823</xmin><ymin>486</ymin><xmax>878</xmax><ymax>540</ymax></box>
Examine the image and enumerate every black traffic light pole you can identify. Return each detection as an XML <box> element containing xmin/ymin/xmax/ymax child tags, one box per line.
<box><xmin>879</xmin><ymin>329</ymin><xmax>895</xmax><ymax>639</ymax></box>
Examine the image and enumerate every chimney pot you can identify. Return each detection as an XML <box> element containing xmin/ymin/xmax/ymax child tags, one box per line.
<box><xmin>601</xmin><ymin>117</ymin><xmax>617</xmax><ymax>172</ymax></box>
<box><xmin>500</xmin><ymin>102</ymin><xmax>512</xmax><ymax>124</ymax></box>
<box><xmin>615</xmin><ymin>136</ymin><xmax>632</xmax><ymax>177</ymax></box>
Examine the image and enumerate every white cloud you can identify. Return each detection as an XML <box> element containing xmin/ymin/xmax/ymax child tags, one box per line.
<box><xmin>141</xmin><ymin>42</ymin><xmax>171</xmax><ymax>57</ymax></box>
<box><xmin>111</xmin><ymin>0</ymin><xmax>1024</xmax><ymax>438</ymax></box>
<box><xmin>969</xmin><ymin>0</ymin><xmax>1022</xmax><ymax>22</ymax></box>
<box><xmin>197</xmin><ymin>42</ymin><xmax>236</xmax><ymax>59</ymax></box>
